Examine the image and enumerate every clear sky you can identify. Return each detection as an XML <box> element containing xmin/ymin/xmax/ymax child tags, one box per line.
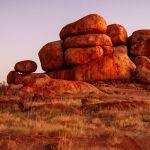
<box><xmin>0</xmin><ymin>0</ymin><xmax>150</xmax><ymax>82</ymax></box>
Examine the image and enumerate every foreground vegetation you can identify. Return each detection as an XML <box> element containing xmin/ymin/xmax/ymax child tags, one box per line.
<box><xmin>0</xmin><ymin>83</ymin><xmax>149</xmax><ymax>149</ymax></box>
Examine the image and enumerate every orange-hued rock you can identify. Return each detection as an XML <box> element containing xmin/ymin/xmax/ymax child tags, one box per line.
<box><xmin>13</xmin><ymin>74</ymin><xmax>102</xmax><ymax>99</ymax></box>
<box><xmin>64</xmin><ymin>34</ymin><xmax>112</xmax><ymax>48</ymax></box>
<box><xmin>15</xmin><ymin>73</ymin><xmax>47</xmax><ymax>86</ymax></box>
<box><xmin>131</xmin><ymin>29</ymin><xmax>150</xmax><ymax>44</ymax></box>
<box><xmin>135</xmin><ymin>66</ymin><xmax>150</xmax><ymax>84</ymax></box>
<box><xmin>14</xmin><ymin>60</ymin><xmax>37</xmax><ymax>73</ymax></box>
<box><xmin>38</xmin><ymin>40</ymin><xmax>65</xmax><ymax>72</ymax></box>
<box><xmin>133</xmin><ymin>56</ymin><xmax>150</xmax><ymax>69</ymax></box>
<box><xmin>65</xmin><ymin>46</ymin><xmax>103</xmax><ymax>66</ymax></box>
<box><xmin>48</xmin><ymin>46</ymin><xmax>136</xmax><ymax>81</ymax></box>
<box><xmin>60</xmin><ymin>14</ymin><xmax>107</xmax><ymax>40</ymax></box>
<box><xmin>130</xmin><ymin>40</ymin><xmax>150</xmax><ymax>57</ymax></box>
<box><xmin>7</xmin><ymin>71</ymin><xmax>20</xmax><ymax>84</ymax></box>
<box><xmin>102</xmin><ymin>46</ymin><xmax>114</xmax><ymax>55</ymax></box>
<box><xmin>106</xmin><ymin>24</ymin><xmax>128</xmax><ymax>45</ymax></box>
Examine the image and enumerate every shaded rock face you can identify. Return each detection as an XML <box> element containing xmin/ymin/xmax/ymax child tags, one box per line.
<box><xmin>7</xmin><ymin>71</ymin><xmax>20</xmax><ymax>84</ymax></box>
<box><xmin>60</xmin><ymin>14</ymin><xmax>107</xmax><ymax>40</ymax></box>
<box><xmin>130</xmin><ymin>29</ymin><xmax>150</xmax><ymax>58</ymax></box>
<box><xmin>48</xmin><ymin>45</ymin><xmax>136</xmax><ymax>81</ymax></box>
<box><xmin>14</xmin><ymin>60</ymin><xmax>37</xmax><ymax>74</ymax></box>
<box><xmin>10</xmin><ymin>74</ymin><xmax>102</xmax><ymax>99</ymax></box>
<box><xmin>64</xmin><ymin>34</ymin><xmax>112</xmax><ymax>48</ymax></box>
<box><xmin>65</xmin><ymin>46</ymin><xmax>103</xmax><ymax>66</ymax></box>
<box><xmin>133</xmin><ymin>56</ymin><xmax>150</xmax><ymax>69</ymax></box>
<box><xmin>130</xmin><ymin>40</ymin><xmax>150</xmax><ymax>57</ymax></box>
<box><xmin>106</xmin><ymin>24</ymin><xmax>128</xmax><ymax>46</ymax></box>
<box><xmin>38</xmin><ymin>40</ymin><xmax>65</xmax><ymax>72</ymax></box>
<box><xmin>133</xmin><ymin>56</ymin><xmax>150</xmax><ymax>84</ymax></box>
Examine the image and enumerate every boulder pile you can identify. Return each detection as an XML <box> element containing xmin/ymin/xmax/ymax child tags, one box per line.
<box><xmin>45</xmin><ymin>14</ymin><xmax>135</xmax><ymax>81</ymax></box>
<box><xmin>7</xmin><ymin>13</ymin><xmax>150</xmax><ymax>87</ymax></box>
<box><xmin>129</xmin><ymin>30</ymin><xmax>150</xmax><ymax>84</ymax></box>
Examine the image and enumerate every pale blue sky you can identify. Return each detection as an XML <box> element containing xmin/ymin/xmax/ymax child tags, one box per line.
<box><xmin>0</xmin><ymin>0</ymin><xmax>150</xmax><ymax>81</ymax></box>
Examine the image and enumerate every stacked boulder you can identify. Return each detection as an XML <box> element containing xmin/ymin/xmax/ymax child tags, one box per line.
<box><xmin>45</xmin><ymin>14</ymin><xmax>135</xmax><ymax>81</ymax></box>
<box><xmin>129</xmin><ymin>30</ymin><xmax>150</xmax><ymax>83</ymax></box>
<box><xmin>7</xmin><ymin>60</ymin><xmax>37</xmax><ymax>84</ymax></box>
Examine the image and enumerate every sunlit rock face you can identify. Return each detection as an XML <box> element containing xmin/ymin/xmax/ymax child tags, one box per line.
<box><xmin>60</xmin><ymin>14</ymin><xmax>107</xmax><ymax>40</ymax></box>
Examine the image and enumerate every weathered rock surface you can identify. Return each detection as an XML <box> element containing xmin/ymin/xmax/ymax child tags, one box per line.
<box><xmin>14</xmin><ymin>60</ymin><xmax>37</xmax><ymax>73</ymax></box>
<box><xmin>130</xmin><ymin>29</ymin><xmax>150</xmax><ymax>58</ymax></box>
<box><xmin>64</xmin><ymin>34</ymin><xmax>112</xmax><ymax>48</ymax></box>
<box><xmin>48</xmin><ymin>45</ymin><xmax>136</xmax><ymax>81</ymax></box>
<box><xmin>106</xmin><ymin>24</ymin><xmax>128</xmax><ymax>45</ymax></box>
<box><xmin>11</xmin><ymin>74</ymin><xmax>102</xmax><ymax>99</ymax></box>
<box><xmin>130</xmin><ymin>40</ymin><xmax>150</xmax><ymax>57</ymax></box>
<box><xmin>133</xmin><ymin>56</ymin><xmax>150</xmax><ymax>84</ymax></box>
<box><xmin>102</xmin><ymin>46</ymin><xmax>114</xmax><ymax>55</ymax></box>
<box><xmin>135</xmin><ymin>66</ymin><xmax>150</xmax><ymax>84</ymax></box>
<box><xmin>60</xmin><ymin>14</ymin><xmax>107</xmax><ymax>40</ymax></box>
<box><xmin>38</xmin><ymin>40</ymin><xmax>65</xmax><ymax>72</ymax></box>
<box><xmin>7</xmin><ymin>71</ymin><xmax>20</xmax><ymax>84</ymax></box>
<box><xmin>131</xmin><ymin>29</ymin><xmax>150</xmax><ymax>44</ymax></box>
<box><xmin>133</xmin><ymin>56</ymin><xmax>150</xmax><ymax>69</ymax></box>
<box><xmin>65</xmin><ymin>46</ymin><xmax>103</xmax><ymax>66</ymax></box>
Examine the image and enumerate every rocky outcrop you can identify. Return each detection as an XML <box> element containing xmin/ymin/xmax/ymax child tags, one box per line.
<box><xmin>65</xmin><ymin>46</ymin><xmax>103</xmax><ymax>66</ymax></box>
<box><xmin>38</xmin><ymin>40</ymin><xmax>65</xmax><ymax>72</ymax></box>
<box><xmin>64</xmin><ymin>34</ymin><xmax>112</xmax><ymax>48</ymax></box>
<box><xmin>8</xmin><ymin>74</ymin><xmax>102</xmax><ymax>99</ymax></box>
<box><xmin>48</xmin><ymin>46</ymin><xmax>136</xmax><ymax>81</ymax></box>
<box><xmin>130</xmin><ymin>30</ymin><xmax>150</xmax><ymax>58</ymax></box>
<box><xmin>133</xmin><ymin>56</ymin><xmax>150</xmax><ymax>84</ymax></box>
<box><xmin>14</xmin><ymin>60</ymin><xmax>37</xmax><ymax>74</ymax></box>
<box><xmin>106</xmin><ymin>24</ymin><xmax>128</xmax><ymax>45</ymax></box>
<box><xmin>7</xmin><ymin>71</ymin><xmax>20</xmax><ymax>84</ymax></box>
<box><xmin>60</xmin><ymin>14</ymin><xmax>107</xmax><ymax>40</ymax></box>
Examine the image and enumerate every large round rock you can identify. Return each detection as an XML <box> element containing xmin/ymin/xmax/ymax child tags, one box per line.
<box><xmin>106</xmin><ymin>24</ymin><xmax>128</xmax><ymax>45</ymax></box>
<box><xmin>14</xmin><ymin>60</ymin><xmax>37</xmax><ymax>74</ymax></box>
<box><xmin>38</xmin><ymin>40</ymin><xmax>65</xmax><ymax>72</ymax></box>
<box><xmin>64</xmin><ymin>34</ymin><xmax>112</xmax><ymax>48</ymax></box>
<box><xmin>60</xmin><ymin>14</ymin><xmax>107</xmax><ymax>40</ymax></box>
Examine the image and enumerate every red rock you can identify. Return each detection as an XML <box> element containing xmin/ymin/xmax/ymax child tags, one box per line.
<box><xmin>106</xmin><ymin>24</ymin><xmax>128</xmax><ymax>45</ymax></box>
<box><xmin>48</xmin><ymin>46</ymin><xmax>136</xmax><ymax>81</ymax></box>
<box><xmin>102</xmin><ymin>46</ymin><xmax>114</xmax><ymax>55</ymax></box>
<box><xmin>14</xmin><ymin>60</ymin><xmax>37</xmax><ymax>73</ymax></box>
<box><xmin>65</xmin><ymin>46</ymin><xmax>103</xmax><ymax>66</ymax></box>
<box><xmin>135</xmin><ymin>66</ymin><xmax>150</xmax><ymax>84</ymax></box>
<box><xmin>131</xmin><ymin>29</ymin><xmax>150</xmax><ymax>44</ymax></box>
<box><xmin>64</xmin><ymin>34</ymin><xmax>112</xmax><ymax>48</ymax></box>
<box><xmin>13</xmin><ymin>74</ymin><xmax>102</xmax><ymax>99</ymax></box>
<box><xmin>130</xmin><ymin>40</ymin><xmax>150</xmax><ymax>57</ymax></box>
<box><xmin>114</xmin><ymin>45</ymin><xmax>128</xmax><ymax>55</ymax></box>
<box><xmin>38</xmin><ymin>40</ymin><xmax>65</xmax><ymax>72</ymax></box>
<box><xmin>60</xmin><ymin>14</ymin><xmax>107</xmax><ymax>40</ymax></box>
<box><xmin>7</xmin><ymin>71</ymin><xmax>20</xmax><ymax>84</ymax></box>
<box><xmin>133</xmin><ymin>56</ymin><xmax>150</xmax><ymax>69</ymax></box>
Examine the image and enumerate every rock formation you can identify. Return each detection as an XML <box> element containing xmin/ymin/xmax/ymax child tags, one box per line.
<box><xmin>7</xmin><ymin>13</ymin><xmax>150</xmax><ymax>89</ymax></box>
<box><xmin>38</xmin><ymin>40</ymin><xmax>65</xmax><ymax>72</ymax></box>
<box><xmin>129</xmin><ymin>30</ymin><xmax>150</xmax><ymax>83</ymax></box>
<box><xmin>14</xmin><ymin>60</ymin><xmax>37</xmax><ymax>74</ymax></box>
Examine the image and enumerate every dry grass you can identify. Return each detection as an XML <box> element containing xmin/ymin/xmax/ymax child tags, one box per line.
<box><xmin>0</xmin><ymin>82</ymin><xmax>150</xmax><ymax>149</ymax></box>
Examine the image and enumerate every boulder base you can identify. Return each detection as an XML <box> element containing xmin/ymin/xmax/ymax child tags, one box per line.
<box><xmin>48</xmin><ymin>46</ymin><xmax>136</xmax><ymax>81</ymax></box>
